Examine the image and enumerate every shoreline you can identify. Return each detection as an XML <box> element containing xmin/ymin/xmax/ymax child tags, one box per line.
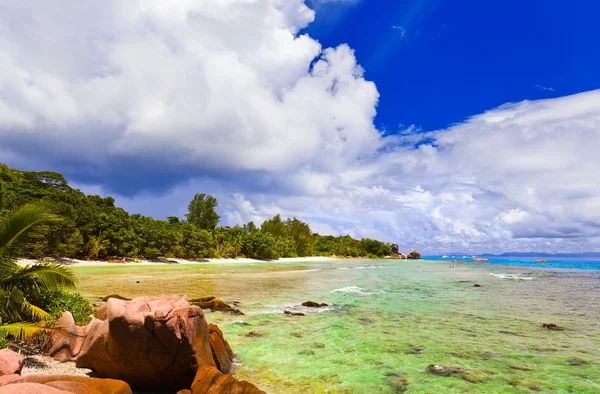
<box><xmin>16</xmin><ymin>256</ymin><xmax>339</xmax><ymax>268</ymax></box>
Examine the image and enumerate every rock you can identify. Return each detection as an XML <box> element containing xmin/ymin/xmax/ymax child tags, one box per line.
<box><xmin>391</xmin><ymin>244</ymin><xmax>399</xmax><ymax>255</ymax></box>
<box><xmin>567</xmin><ymin>358</ymin><xmax>589</xmax><ymax>366</ymax></box>
<box><xmin>0</xmin><ymin>375</ymin><xmax>132</xmax><ymax>394</ymax></box>
<box><xmin>0</xmin><ymin>382</ymin><xmax>71</xmax><ymax>393</ymax></box>
<box><xmin>473</xmin><ymin>284</ymin><xmax>481</xmax><ymax>287</ymax></box>
<box><xmin>284</xmin><ymin>311</ymin><xmax>305</xmax><ymax>316</ymax></box>
<box><xmin>49</xmin><ymin>295</ymin><xmax>216</xmax><ymax>391</ymax></box>
<box><xmin>542</xmin><ymin>323</ymin><xmax>564</xmax><ymax>331</ymax></box>
<box><xmin>386</xmin><ymin>372</ymin><xmax>408</xmax><ymax>392</ymax></box>
<box><xmin>301</xmin><ymin>301</ymin><xmax>328</xmax><ymax>308</ymax></box>
<box><xmin>190</xmin><ymin>297</ymin><xmax>244</xmax><ymax>315</ymax></box>
<box><xmin>0</xmin><ymin>349</ymin><xmax>24</xmax><ymax>376</ymax></box>
<box><xmin>245</xmin><ymin>331</ymin><xmax>263</xmax><ymax>338</ymax></box>
<box><xmin>190</xmin><ymin>365</ymin><xmax>266</xmax><ymax>394</ymax></box>
<box><xmin>0</xmin><ymin>375</ymin><xmax>21</xmax><ymax>386</ymax></box>
<box><xmin>208</xmin><ymin>324</ymin><xmax>234</xmax><ymax>374</ymax></box>
<box><xmin>177</xmin><ymin>390</ymin><xmax>192</xmax><ymax>394</ymax></box>
<box><xmin>426</xmin><ymin>364</ymin><xmax>465</xmax><ymax>376</ymax></box>
<box><xmin>99</xmin><ymin>294</ymin><xmax>131</xmax><ymax>302</ymax></box>
<box><xmin>407</xmin><ymin>250</ymin><xmax>422</xmax><ymax>260</ymax></box>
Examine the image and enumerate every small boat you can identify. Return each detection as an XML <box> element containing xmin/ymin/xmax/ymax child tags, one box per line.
<box><xmin>534</xmin><ymin>259</ymin><xmax>548</xmax><ymax>263</ymax></box>
<box><xmin>442</xmin><ymin>255</ymin><xmax>449</xmax><ymax>258</ymax></box>
<box><xmin>462</xmin><ymin>256</ymin><xmax>468</xmax><ymax>258</ymax></box>
<box><xmin>472</xmin><ymin>257</ymin><xmax>488</xmax><ymax>261</ymax></box>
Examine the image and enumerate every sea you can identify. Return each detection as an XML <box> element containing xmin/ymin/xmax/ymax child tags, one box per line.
<box><xmin>74</xmin><ymin>259</ymin><xmax>600</xmax><ymax>393</ymax></box>
<box><xmin>425</xmin><ymin>255</ymin><xmax>600</xmax><ymax>270</ymax></box>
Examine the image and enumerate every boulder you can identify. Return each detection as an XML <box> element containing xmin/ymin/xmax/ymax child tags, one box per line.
<box><xmin>407</xmin><ymin>250</ymin><xmax>422</xmax><ymax>260</ymax></box>
<box><xmin>190</xmin><ymin>297</ymin><xmax>244</xmax><ymax>316</ymax></box>
<box><xmin>0</xmin><ymin>349</ymin><xmax>24</xmax><ymax>376</ymax></box>
<box><xmin>50</xmin><ymin>295</ymin><xmax>216</xmax><ymax>391</ymax></box>
<box><xmin>207</xmin><ymin>324</ymin><xmax>234</xmax><ymax>373</ymax></box>
<box><xmin>0</xmin><ymin>375</ymin><xmax>131</xmax><ymax>394</ymax></box>
<box><xmin>391</xmin><ymin>244</ymin><xmax>399</xmax><ymax>255</ymax></box>
<box><xmin>301</xmin><ymin>301</ymin><xmax>328</xmax><ymax>308</ymax></box>
<box><xmin>190</xmin><ymin>365</ymin><xmax>266</xmax><ymax>394</ymax></box>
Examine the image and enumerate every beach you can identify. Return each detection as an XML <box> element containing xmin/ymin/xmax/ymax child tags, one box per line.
<box><xmin>60</xmin><ymin>258</ymin><xmax>600</xmax><ymax>393</ymax></box>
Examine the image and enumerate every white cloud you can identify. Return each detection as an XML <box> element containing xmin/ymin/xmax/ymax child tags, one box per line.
<box><xmin>1</xmin><ymin>1</ymin><xmax>599</xmax><ymax>254</ymax></box>
<box><xmin>535</xmin><ymin>84</ymin><xmax>555</xmax><ymax>92</ymax></box>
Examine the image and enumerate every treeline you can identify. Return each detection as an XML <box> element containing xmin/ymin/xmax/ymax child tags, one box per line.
<box><xmin>0</xmin><ymin>164</ymin><xmax>393</xmax><ymax>260</ymax></box>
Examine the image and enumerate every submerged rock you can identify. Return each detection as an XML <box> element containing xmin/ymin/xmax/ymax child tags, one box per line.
<box><xmin>542</xmin><ymin>323</ymin><xmax>564</xmax><ymax>331</ymax></box>
<box><xmin>426</xmin><ymin>364</ymin><xmax>465</xmax><ymax>376</ymax></box>
<box><xmin>386</xmin><ymin>372</ymin><xmax>408</xmax><ymax>392</ymax></box>
<box><xmin>284</xmin><ymin>310</ymin><xmax>305</xmax><ymax>316</ymax></box>
<box><xmin>301</xmin><ymin>301</ymin><xmax>328</xmax><ymax>308</ymax></box>
<box><xmin>190</xmin><ymin>297</ymin><xmax>244</xmax><ymax>315</ymax></box>
<box><xmin>567</xmin><ymin>358</ymin><xmax>590</xmax><ymax>366</ymax></box>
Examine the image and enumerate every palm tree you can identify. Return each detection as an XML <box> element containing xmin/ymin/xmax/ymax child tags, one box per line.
<box><xmin>0</xmin><ymin>199</ymin><xmax>76</xmax><ymax>338</ymax></box>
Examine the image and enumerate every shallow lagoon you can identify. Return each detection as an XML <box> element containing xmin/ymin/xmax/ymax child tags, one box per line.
<box><xmin>73</xmin><ymin>260</ymin><xmax>600</xmax><ymax>393</ymax></box>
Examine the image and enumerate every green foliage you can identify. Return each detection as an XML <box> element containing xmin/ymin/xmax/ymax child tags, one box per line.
<box><xmin>243</xmin><ymin>232</ymin><xmax>280</xmax><ymax>260</ymax></box>
<box><xmin>0</xmin><ymin>163</ymin><xmax>392</xmax><ymax>261</ymax></box>
<box><xmin>186</xmin><ymin>193</ymin><xmax>220</xmax><ymax>230</ymax></box>
<box><xmin>36</xmin><ymin>290</ymin><xmax>95</xmax><ymax>325</ymax></box>
<box><xmin>0</xmin><ymin>196</ymin><xmax>77</xmax><ymax>338</ymax></box>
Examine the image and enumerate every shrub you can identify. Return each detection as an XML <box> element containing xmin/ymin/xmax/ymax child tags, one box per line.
<box><xmin>36</xmin><ymin>290</ymin><xmax>95</xmax><ymax>325</ymax></box>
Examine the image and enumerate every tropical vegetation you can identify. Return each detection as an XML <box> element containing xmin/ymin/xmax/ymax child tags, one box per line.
<box><xmin>0</xmin><ymin>185</ymin><xmax>78</xmax><ymax>340</ymax></box>
<box><xmin>0</xmin><ymin>163</ymin><xmax>393</xmax><ymax>260</ymax></box>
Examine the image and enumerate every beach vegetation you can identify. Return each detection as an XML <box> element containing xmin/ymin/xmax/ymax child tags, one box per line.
<box><xmin>186</xmin><ymin>193</ymin><xmax>220</xmax><ymax>230</ymax></box>
<box><xmin>0</xmin><ymin>163</ymin><xmax>394</xmax><ymax>260</ymax></box>
<box><xmin>0</xmin><ymin>190</ymin><xmax>78</xmax><ymax>338</ymax></box>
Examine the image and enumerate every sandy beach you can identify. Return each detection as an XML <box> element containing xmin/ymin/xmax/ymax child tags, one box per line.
<box><xmin>16</xmin><ymin>256</ymin><xmax>337</xmax><ymax>268</ymax></box>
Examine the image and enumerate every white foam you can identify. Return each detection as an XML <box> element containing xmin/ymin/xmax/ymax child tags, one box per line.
<box><xmin>489</xmin><ymin>273</ymin><xmax>533</xmax><ymax>280</ymax></box>
<box><xmin>331</xmin><ymin>286</ymin><xmax>384</xmax><ymax>295</ymax></box>
<box><xmin>331</xmin><ymin>286</ymin><xmax>364</xmax><ymax>293</ymax></box>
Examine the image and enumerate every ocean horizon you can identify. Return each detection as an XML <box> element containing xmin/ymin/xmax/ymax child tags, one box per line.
<box><xmin>425</xmin><ymin>255</ymin><xmax>600</xmax><ymax>271</ymax></box>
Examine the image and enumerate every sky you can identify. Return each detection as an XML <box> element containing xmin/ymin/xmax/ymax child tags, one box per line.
<box><xmin>1</xmin><ymin>0</ymin><xmax>599</xmax><ymax>254</ymax></box>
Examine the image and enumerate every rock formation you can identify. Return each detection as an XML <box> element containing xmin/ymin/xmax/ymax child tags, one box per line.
<box><xmin>49</xmin><ymin>295</ymin><xmax>255</xmax><ymax>391</ymax></box>
<box><xmin>391</xmin><ymin>244</ymin><xmax>399</xmax><ymax>255</ymax></box>
<box><xmin>407</xmin><ymin>250</ymin><xmax>422</xmax><ymax>259</ymax></box>
<box><xmin>301</xmin><ymin>301</ymin><xmax>328</xmax><ymax>308</ymax></box>
<box><xmin>188</xmin><ymin>365</ymin><xmax>266</xmax><ymax>394</ymax></box>
<box><xmin>0</xmin><ymin>375</ymin><xmax>132</xmax><ymax>394</ymax></box>
<box><xmin>0</xmin><ymin>349</ymin><xmax>24</xmax><ymax>376</ymax></box>
<box><xmin>190</xmin><ymin>296</ymin><xmax>244</xmax><ymax>315</ymax></box>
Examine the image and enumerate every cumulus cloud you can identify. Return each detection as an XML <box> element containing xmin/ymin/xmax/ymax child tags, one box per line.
<box><xmin>0</xmin><ymin>0</ymin><xmax>380</xmax><ymax>192</ymax></box>
<box><xmin>1</xmin><ymin>1</ymin><xmax>599</xmax><ymax>253</ymax></box>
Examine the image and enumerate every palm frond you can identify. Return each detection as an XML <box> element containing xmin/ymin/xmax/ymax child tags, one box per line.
<box><xmin>0</xmin><ymin>286</ymin><xmax>50</xmax><ymax>322</ymax></box>
<box><xmin>0</xmin><ymin>202</ymin><xmax>60</xmax><ymax>257</ymax></box>
<box><xmin>0</xmin><ymin>261</ymin><xmax>76</xmax><ymax>291</ymax></box>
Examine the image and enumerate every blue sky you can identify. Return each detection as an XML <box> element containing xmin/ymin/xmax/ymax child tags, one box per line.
<box><xmin>1</xmin><ymin>0</ymin><xmax>599</xmax><ymax>253</ymax></box>
<box><xmin>306</xmin><ymin>0</ymin><xmax>600</xmax><ymax>131</ymax></box>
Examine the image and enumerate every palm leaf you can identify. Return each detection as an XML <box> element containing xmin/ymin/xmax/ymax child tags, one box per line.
<box><xmin>0</xmin><ymin>286</ymin><xmax>50</xmax><ymax>322</ymax></box>
<box><xmin>0</xmin><ymin>261</ymin><xmax>76</xmax><ymax>292</ymax></box>
<box><xmin>0</xmin><ymin>202</ymin><xmax>60</xmax><ymax>257</ymax></box>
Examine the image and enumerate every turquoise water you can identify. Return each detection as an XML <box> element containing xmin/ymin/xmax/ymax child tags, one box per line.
<box><xmin>426</xmin><ymin>256</ymin><xmax>600</xmax><ymax>270</ymax></box>
<box><xmin>74</xmin><ymin>260</ymin><xmax>600</xmax><ymax>393</ymax></box>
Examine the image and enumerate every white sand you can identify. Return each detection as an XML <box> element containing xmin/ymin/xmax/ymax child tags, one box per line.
<box><xmin>16</xmin><ymin>256</ymin><xmax>337</xmax><ymax>268</ymax></box>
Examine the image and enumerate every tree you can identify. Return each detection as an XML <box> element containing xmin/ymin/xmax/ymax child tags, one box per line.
<box><xmin>185</xmin><ymin>194</ymin><xmax>220</xmax><ymax>230</ymax></box>
<box><xmin>167</xmin><ymin>216</ymin><xmax>181</xmax><ymax>225</ymax></box>
<box><xmin>0</xmin><ymin>201</ymin><xmax>76</xmax><ymax>338</ymax></box>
